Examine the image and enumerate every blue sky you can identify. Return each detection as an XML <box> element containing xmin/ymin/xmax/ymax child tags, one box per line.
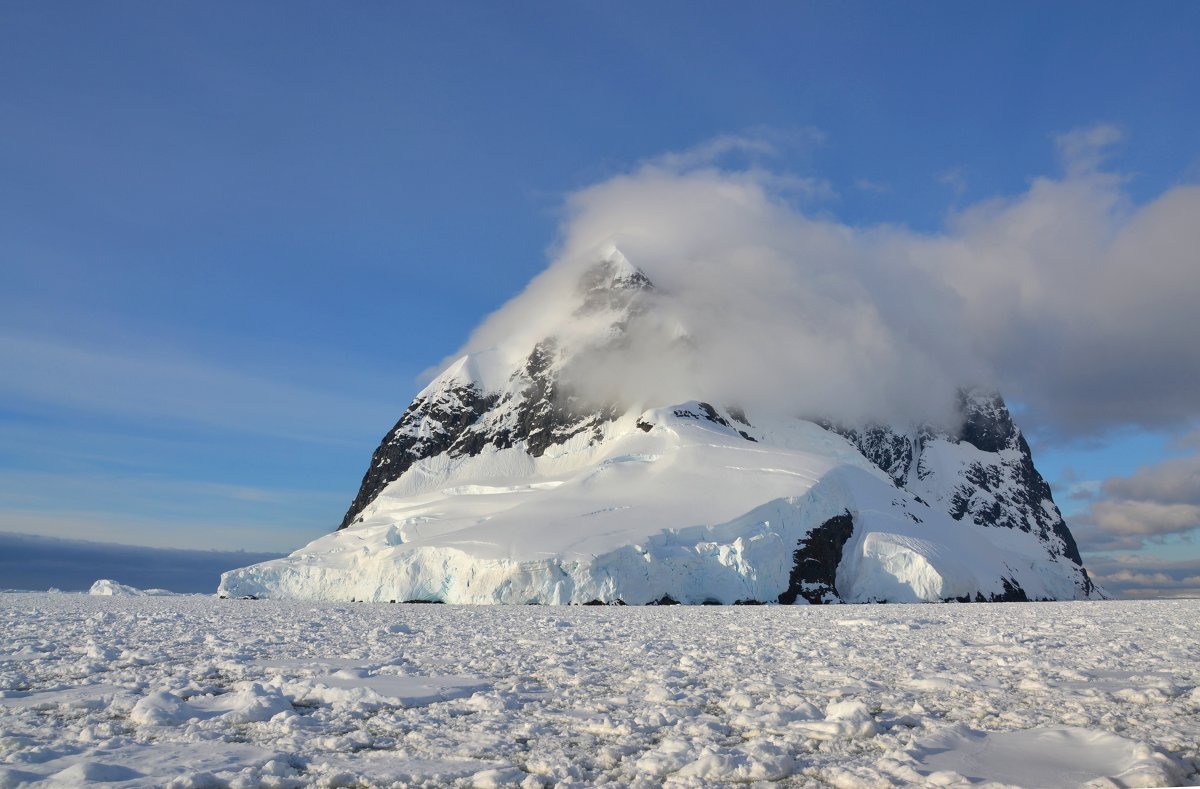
<box><xmin>2</xmin><ymin>3</ymin><xmax>1198</xmax><ymax>596</ymax></box>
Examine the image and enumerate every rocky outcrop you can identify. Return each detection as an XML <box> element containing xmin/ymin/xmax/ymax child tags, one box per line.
<box><xmin>338</xmin><ymin>382</ymin><xmax>499</xmax><ymax>529</ymax></box>
<box><xmin>778</xmin><ymin>512</ymin><xmax>855</xmax><ymax>605</ymax></box>
<box><xmin>825</xmin><ymin>423</ymin><xmax>914</xmax><ymax>487</ymax></box>
<box><xmin>825</xmin><ymin>390</ymin><xmax>1098</xmax><ymax>600</ymax></box>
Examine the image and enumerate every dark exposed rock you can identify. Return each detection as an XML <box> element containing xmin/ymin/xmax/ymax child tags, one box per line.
<box><xmin>727</xmin><ymin>406</ymin><xmax>751</xmax><ymax>426</ymax></box>
<box><xmin>822</xmin><ymin>390</ymin><xmax>1087</xmax><ymax>574</ymax></box>
<box><xmin>958</xmin><ymin>392</ymin><xmax>1013</xmax><ymax>453</ymax></box>
<box><xmin>696</xmin><ymin>402</ymin><xmax>731</xmax><ymax>427</ymax></box>
<box><xmin>650</xmin><ymin>595</ymin><xmax>680</xmax><ymax>606</ymax></box>
<box><xmin>937</xmin><ymin>392</ymin><xmax>1085</xmax><ymax>567</ymax></box>
<box><xmin>991</xmin><ymin>577</ymin><xmax>1030</xmax><ymax>602</ymax></box>
<box><xmin>668</xmin><ymin>402</ymin><xmax>758</xmax><ymax>442</ymax></box>
<box><xmin>510</xmin><ymin>341</ymin><xmax>624</xmax><ymax>458</ymax></box>
<box><xmin>820</xmin><ymin>420</ymin><xmax>913</xmax><ymax>487</ymax></box>
<box><xmin>339</xmin><ymin>338</ymin><xmax>627</xmax><ymax>529</ymax></box>
<box><xmin>337</xmin><ymin>382</ymin><xmax>499</xmax><ymax>529</ymax></box>
<box><xmin>778</xmin><ymin>512</ymin><xmax>855</xmax><ymax>605</ymax></box>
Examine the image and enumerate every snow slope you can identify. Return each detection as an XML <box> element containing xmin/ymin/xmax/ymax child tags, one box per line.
<box><xmin>221</xmin><ymin>247</ymin><xmax>1101</xmax><ymax>604</ymax></box>
<box><xmin>0</xmin><ymin>594</ymin><xmax>1194</xmax><ymax>787</ymax></box>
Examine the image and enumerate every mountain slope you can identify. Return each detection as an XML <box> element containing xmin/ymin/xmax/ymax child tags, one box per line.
<box><xmin>220</xmin><ymin>248</ymin><xmax>1102</xmax><ymax>604</ymax></box>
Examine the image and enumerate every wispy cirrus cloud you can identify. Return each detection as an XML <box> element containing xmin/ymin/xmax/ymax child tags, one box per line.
<box><xmin>1054</xmin><ymin>124</ymin><xmax>1124</xmax><ymax>178</ymax></box>
<box><xmin>936</xmin><ymin>167</ymin><xmax>968</xmax><ymax>197</ymax></box>
<box><xmin>854</xmin><ymin>178</ymin><xmax>891</xmax><ymax>195</ymax></box>
<box><xmin>0</xmin><ymin>333</ymin><xmax>398</xmax><ymax>446</ymax></box>
<box><xmin>0</xmin><ymin>469</ymin><xmax>343</xmax><ymax>551</ymax></box>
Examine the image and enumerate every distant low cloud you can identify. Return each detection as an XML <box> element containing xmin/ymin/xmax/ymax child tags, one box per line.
<box><xmin>1093</xmin><ymin>500</ymin><xmax>1200</xmax><ymax>536</ymax></box>
<box><xmin>0</xmin><ymin>531</ymin><xmax>285</xmax><ymax>593</ymax></box>
<box><xmin>1071</xmin><ymin>432</ymin><xmax>1200</xmax><ymax>557</ymax></box>
<box><xmin>1102</xmin><ymin>450</ymin><xmax>1200</xmax><ymax>504</ymax></box>
<box><xmin>457</xmin><ymin>126</ymin><xmax>1200</xmax><ymax>437</ymax></box>
<box><xmin>1083</xmin><ymin>553</ymin><xmax>1200</xmax><ymax>599</ymax></box>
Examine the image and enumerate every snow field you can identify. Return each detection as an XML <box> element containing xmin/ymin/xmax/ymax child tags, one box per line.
<box><xmin>223</xmin><ymin>405</ymin><xmax>1097</xmax><ymax>606</ymax></box>
<box><xmin>0</xmin><ymin>594</ymin><xmax>1196</xmax><ymax>787</ymax></box>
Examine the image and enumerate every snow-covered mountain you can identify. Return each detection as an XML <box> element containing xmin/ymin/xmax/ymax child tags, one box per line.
<box><xmin>220</xmin><ymin>248</ymin><xmax>1102</xmax><ymax>604</ymax></box>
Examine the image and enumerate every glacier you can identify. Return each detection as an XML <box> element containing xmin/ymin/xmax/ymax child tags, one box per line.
<box><xmin>220</xmin><ymin>247</ymin><xmax>1102</xmax><ymax>604</ymax></box>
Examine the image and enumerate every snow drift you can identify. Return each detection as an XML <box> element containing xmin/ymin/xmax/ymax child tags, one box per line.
<box><xmin>221</xmin><ymin>247</ymin><xmax>1102</xmax><ymax>604</ymax></box>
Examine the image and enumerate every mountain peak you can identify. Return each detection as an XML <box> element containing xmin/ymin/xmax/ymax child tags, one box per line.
<box><xmin>575</xmin><ymin>246</ymin><xmax>654</xmax><ymax>316</ymax></box>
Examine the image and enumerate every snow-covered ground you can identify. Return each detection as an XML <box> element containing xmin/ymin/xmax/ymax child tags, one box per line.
<box><xmin>1</xmin><ymin>594</ymin><xmax>1195</xmax><ymax>787</ymax></box>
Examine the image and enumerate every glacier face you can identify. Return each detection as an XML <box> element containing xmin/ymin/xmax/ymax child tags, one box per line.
<box><xmin>220</xmin><ymin>249</ymin><xmax>1102</xmax><ymax>604</ymax></box>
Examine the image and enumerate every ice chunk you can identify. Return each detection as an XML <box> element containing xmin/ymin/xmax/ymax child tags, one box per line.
<box><xmin>89</xmin><ymin>579</ymin><xmax>147</xmax><ymax>597</ymax></box>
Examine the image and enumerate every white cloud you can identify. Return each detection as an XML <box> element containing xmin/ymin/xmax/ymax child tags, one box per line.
<box><xmin>457</xmin><ymin>165</ymin><xmax>977</xmax><ymax>427</ymax></box>
<box><xmin>454</xmin><ymin>127</ymin><xmax>1200</xmax><ymax>436</ymax></box>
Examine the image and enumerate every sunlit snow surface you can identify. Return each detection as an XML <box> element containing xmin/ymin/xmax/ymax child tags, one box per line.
<box><xmin>221</xmin><ymin>405</ymin><xmax>1097</xmax><ymax>605</ymax></box>
<box><xmin>2</xmin><ymin>595</ymin><xmax>1196</xmax><ymax>788</ymax></box>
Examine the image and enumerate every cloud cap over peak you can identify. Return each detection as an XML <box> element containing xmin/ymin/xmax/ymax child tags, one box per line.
<box><xmin>453</xmin><ymin>128</ymin><xmax>1200</xmax><ymax>437</ymax></box>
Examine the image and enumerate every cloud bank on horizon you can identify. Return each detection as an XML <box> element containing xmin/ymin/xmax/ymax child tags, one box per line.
<box><xmin>453</xmin><ymin>126</ymin><xmax>1199</xmax><ymax>439</ymax></box>
<box><xmin>1063</xmin><ymin>427</ymin><xmax>1200</xmax><ymax>596</ymax></box>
